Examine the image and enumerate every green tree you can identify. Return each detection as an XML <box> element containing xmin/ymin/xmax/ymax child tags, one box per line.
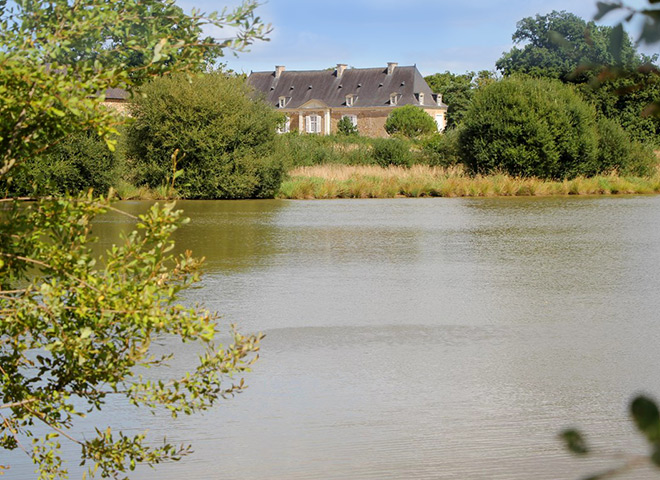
<box><xmin>496</xmin><ymin>10</ymin><xmax>644</xmax><ymax>82</ymax></box>
<box><xmin>9</xmin><ymin>132</ymin><xmax>119</xmax><ymax>196</ymax></box>
<box><xmin>496</xmin><ymin>10</ymin><xmax>660</xmax><ymax>144</ymax></box>
<box><xmin>125</xmin><ymin>72</ymin><xmax>284</xmax><ymax>199</ymax></box>
<box><xmin>384</xmin><ymin>105</ymin><xmax>437</xmax><ymax>138</ymax></box>
<box><xmin>0</xmin><ymin>0</ymin><xmax>269</xmax><ymax>478</ymax></box>
<box><xmin>458</xmin><ymin>75</ymin><xmax>653</xmax><ymax>178</ymax></box>
<box><xmin>593</xmin><ymin>0</ymin><xmax>660</xmax><ymax>118</ymax></box>
<box><xmin>337</xmin><ymin>116</ymin><xmax>359</xmax><ymax>136</ymax></box>
<box><xmin>424</xmin><ymin>71</ymin><xmax>475</xmax><ymax>128</ymax></box>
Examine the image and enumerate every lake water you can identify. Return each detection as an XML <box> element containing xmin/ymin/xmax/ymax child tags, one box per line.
<box><xmin>8</xmin><ymin>196</ymin><xmax>660</xmax><ymax>479</ymax></box>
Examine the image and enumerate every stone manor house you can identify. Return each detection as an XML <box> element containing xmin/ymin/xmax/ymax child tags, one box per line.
<box><xmin>247</xmin><ymin>63</ymin><xmax>448</xmax><ymax>137</ymax></box>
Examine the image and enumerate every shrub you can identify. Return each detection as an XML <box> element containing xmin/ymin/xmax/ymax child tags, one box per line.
<box><xmin>372</xmin><ymin>138</ymin><xmax>412</xmax><ymax>167</ymax></box>
<box><xmin>595</xmin><ymin>116</ymin><xmax>656</xmax><ymax>176</ymax></box>
<box><xmin>385</xmin><ymin>105</ymin><xmax>437</xmax><ymax>138</ymax></box>
<box><xmin>337</xmin><ymin>116</ymin><xmax>359</xmax><ymax>136</ymax></box>
<box><xmin>421</xmin><ymin>128</ymin><xmax>462</xmax><ymax>167</ymax></box>
<box><xmin>271</xmin><ymin>133</ymin><xmax>375</xmax><ymax>169</ymax></box>
<box><xmin>459</xmin><ymin>76</ymin><xmax>603</xmax><ymax>179</ymax></box>
<box><xmin>125</xmin><ymin>72</ymin><xmax>284</xmax><ymax>199</ymax></box>
<box><xmin>11</xmin><ymin>131</ymin><xmax>118</xmax><ymax>195</ymax></box>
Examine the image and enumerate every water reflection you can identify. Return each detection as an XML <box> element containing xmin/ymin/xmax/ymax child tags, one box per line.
<box><xmin>10</xmin><ymin>196</ymin><xmax>660</xmax><ymax>480</ymax></box>
<box><xmin>92</xmin><ymin>199</ymin><xmax>285</xmax><ymax>273</ymax></box>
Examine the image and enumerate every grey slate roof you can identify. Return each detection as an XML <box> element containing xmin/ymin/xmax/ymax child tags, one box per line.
<box><xmin>247</xmin><ymin>65</ymin><xmax>447</xmax><ymax>109</ymax></box>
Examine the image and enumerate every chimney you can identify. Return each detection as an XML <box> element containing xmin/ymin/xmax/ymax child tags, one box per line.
<box><xmin>387</xmin><ymin>62</ymin><xmax>398</xmax><ymax>75</ymax></box>
<box><xmin>275</xmin><ymin>65</ymin><xmax>285</xmax><ymax>79</ymax></box>
<box><xmin>336</xmin><ymin>64</ymin><xmax>347</xmax><ymax>78</ymax></box>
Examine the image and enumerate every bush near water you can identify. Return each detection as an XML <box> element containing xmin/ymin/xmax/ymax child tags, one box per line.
<box><xmin>458</xmin><ymin>76</ymin><xmax>655</xmax><ymax>179</ymax></box>
<box><xmin>7</xmin><ymin>73</ymin><xmax>658</xmax><ymax>200</ymax></box>
<box><xmin>124</xmin><ymin>72</ymin><xmax>285</xmax><ymax>199</ymax></box>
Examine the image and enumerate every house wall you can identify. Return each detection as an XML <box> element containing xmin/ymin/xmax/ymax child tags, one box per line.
<box><xmin>331</xmin><ymin>108</ymin><xmax>390</xmax><ymax>138</ymax></box>
<box><xmin>281</xmin><ymin>106</ymin><xmax>447</xmax><ymax>137</ymax></box>
<box><xmin>100</xmin><ymin>100</ymin><xmax>129</xmax><ymax>114</ymax></box>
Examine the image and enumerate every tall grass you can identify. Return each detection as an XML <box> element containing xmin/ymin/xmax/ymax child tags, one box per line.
<box><xmin>278</xmin><ymin>164</ymin><xmax>660</xmax><ymax>199</ymax></box>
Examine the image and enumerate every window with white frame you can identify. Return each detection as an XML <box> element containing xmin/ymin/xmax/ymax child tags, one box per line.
<box><xmin>390</xmin><ymin>93</ymin><xmax>399</xmax><ymax>106</ymax></box>
<box><xmin>342</xmin><ymin>114</ymin><xmax>357</xmax><ymax>127</ymax></box>
<box><xmin>346</xmin><ymin>94</ymin><xmax>355</xmax><ymax>107</ymax></box>
<box><xmin>277</xmin><ymin>115</ymin><xmax>290</xmax><ymax>134</ymax></box>
<box><xmin>278</xmin><ymin>96</ymin><xmax>287</xmax><ymax>108</ymax></box>
<box><xmin>418</xmin><ymin>93</ymin><xmax>425</xmax><ymax>105</ymax></box>
<box><xmin>305</xmin><ymin>114</ymin><xmax>321</xmax><ymax>134</ymax></box>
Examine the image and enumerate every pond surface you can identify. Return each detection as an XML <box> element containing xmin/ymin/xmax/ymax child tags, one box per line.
<box><xmin>10</xmin><ymin>196</ymin><xmax>660</xmax><ymax>479</ymax></box>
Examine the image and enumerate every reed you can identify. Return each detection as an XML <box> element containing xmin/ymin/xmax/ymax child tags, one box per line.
<box><xmin>278</xmin><ymin>165</ymin><xmax>660</xmax><ymax>199</ymax></box>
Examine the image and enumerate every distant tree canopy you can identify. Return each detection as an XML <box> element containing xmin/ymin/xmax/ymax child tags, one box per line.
<box><xmin>424</xmin><ymin>70</ymin><xmax>495</xmax><ymax>129</ymax></box>
<box><xmin>496</xmin><ymin>10</ymin><xmax>648</xmax><ymax>82</ymax></box>
<box><xmin>496</xmin><ymin>10</ymin><xmax>660</xmax><ymax>145</ymax></box>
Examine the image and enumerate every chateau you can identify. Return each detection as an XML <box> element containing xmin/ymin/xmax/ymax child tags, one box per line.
<box><xmin>247</xmin><ymin>63</ymin><xmax>447</xmax><ymax>137</ymax></box>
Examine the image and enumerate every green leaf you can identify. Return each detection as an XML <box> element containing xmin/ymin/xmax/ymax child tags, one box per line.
<box><xmin>631</xmin><ymin>395</ymin><xmax>660</xmax><ymax>442</ymax></box>
<box><xmin>560</xmin><ymin>428</ymin><xmax>589</xmax><ymax>455</ymax></box>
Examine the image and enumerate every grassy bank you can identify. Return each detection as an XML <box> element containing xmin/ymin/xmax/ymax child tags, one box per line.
<box><xmin>278</xmin><ymin>164</ymin><xmax>660</xmax><ymax>199</ymax></box>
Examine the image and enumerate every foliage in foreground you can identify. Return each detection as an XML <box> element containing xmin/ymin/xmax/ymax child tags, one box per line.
<box><xmin>0</xmin><ymin>0</ymin><xmax>269</xmax><ymax>477</ymax></box>
<box><xmin>562</xmin><ymin>395</ymin><xmax>660</xmax><ymax>478</ymax></box>
<box><xmin>126</xmin><ymin>73</ymin><xmax>284</xmax><ymax>199</ymax></box>
<box><xmin>458</xmin><ymin>76</ymin><xmax>655</xmax><ymax>179</ymax></box>
<box><xmin>0</xmin><ymin>198</ymin><xmax>261</xmax><ymax>478</ymax></box>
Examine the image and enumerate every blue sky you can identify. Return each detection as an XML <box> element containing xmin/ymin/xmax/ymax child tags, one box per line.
<box><xmin>182</xmin><ymin>0</ymin><xmax>654</xmax><ymax>76</ymax></box>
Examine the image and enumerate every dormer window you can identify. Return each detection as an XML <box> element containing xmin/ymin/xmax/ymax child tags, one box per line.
<box><xmin>390</xmin><ymin>93</ymin><xmax>399</xmax><ymax>106</ymax></box>
<box><xmin>346</xmin><ymin>94</ymin><xmax>356</xmax><ymax>107</ymax></box>
<box><xmin>436</xmin><ymin>93</ymin><xmax>443</xmax><ymax>106</ymax></box>
<box><xmin>418</xmin><ymin>93</ymin><xmax>425</xmax><ymax>105</ymax></box>
<box><xmin>278</xmin><ymin>96</ymin><xmax>287</xmax><ymax>108</ymax></box>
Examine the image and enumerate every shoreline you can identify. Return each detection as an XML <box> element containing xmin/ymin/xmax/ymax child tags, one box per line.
<box><xmin>113</xmin><ymin>164</ymin><xmax>660</xmax><ymax>201</ymax></box>
<box><xmin>276</xmin><ymin>164</ymin><xmax>660</xmax><ymax>199</ymax></box>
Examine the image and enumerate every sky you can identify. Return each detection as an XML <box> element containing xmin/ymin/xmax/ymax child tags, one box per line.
<box><xmin>179</xmin><ymin>0</ymin><xmax>656</xmax><ymax>77</ymax></box>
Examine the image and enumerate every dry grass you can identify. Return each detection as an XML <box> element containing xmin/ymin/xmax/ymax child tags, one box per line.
<box><xmin>279</xmin><ymin>164</ymin><xmax>660</xmax><ymax>199</ymax></box>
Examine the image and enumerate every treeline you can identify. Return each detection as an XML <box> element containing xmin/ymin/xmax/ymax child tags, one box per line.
<box><xmin>425</xmin><ymin>11</ymin><xmax>660</xmax><ymax>146</ymax></box>
<box><xmin>8</xmin><ymin>10</ymin><xmax>659</xmax><ymax>200</ymax></box>
<box><xmin>5</xmin><ymin>74</ymin><xmax>462</xmax><ymax>200</ymax></box>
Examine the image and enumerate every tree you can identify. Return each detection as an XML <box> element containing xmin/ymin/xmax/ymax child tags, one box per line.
<box><xmin>424</xmin><ymin>72</ymin><xmax>475</xmax><ymax>128</ymax></box>
<box><xmin>593</xmin><ymin>0</ymin><xmax>660</xmax><ymax>118</ymax></box>
<box><xmin>458</xmin><ymin>75</ymin><xmax>654</xmax><ymax>178</ymax></box>
<box><xmin>125</xmin><ymin>72</ymin><xmax>284</xmax><ymax>199</ymax></box>
<box><xmin>496</xmin><ymin>11</ymin><xmax>644</xmax><ymax>82</ymax></box>
<box><xmin>0</xmin><ymin>0</ymin><xmax>268</xmax><ymax>478</ymax></box>
<box><xmin>496</xmin><ymin>10</ymin><xmax>660</xmax><ymax>144</ymax></box>
<box><xmin>337</xmin><ymin>116</ymin><xmax>359</xmax><ymax>136</ymax></box>
<box><xmin>10</xmin><ymin>132</ymin><xmax>120</xmax><ymax>196</ymax></box>
<box><xmin>384</xmin><ymin>105</ymin><xmax>437</xmax><ymax>138</ymax></box>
